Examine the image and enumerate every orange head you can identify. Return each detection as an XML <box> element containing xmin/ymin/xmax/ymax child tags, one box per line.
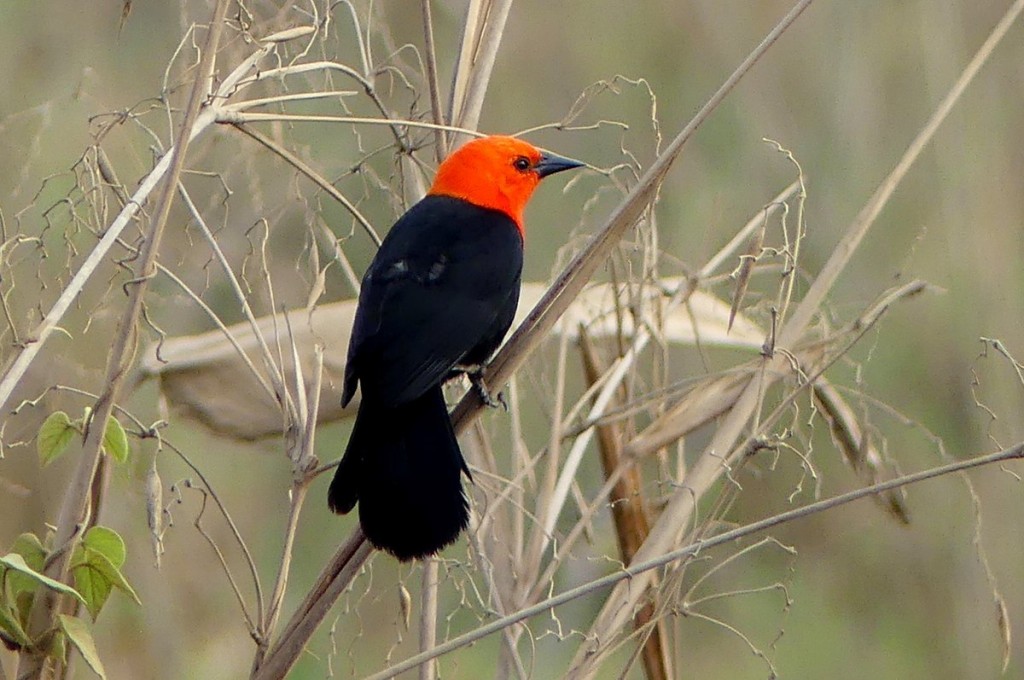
<box><xmin>428</xmin><ymin>136</ymin><xmax>584</xmax><ymax>232</ymax></box>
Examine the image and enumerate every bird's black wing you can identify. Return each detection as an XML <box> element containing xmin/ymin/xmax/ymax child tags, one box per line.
<box><xmin>342</xmin><ymin>195</ymin><xmax>523</xmax><ymax>408</ymax></box>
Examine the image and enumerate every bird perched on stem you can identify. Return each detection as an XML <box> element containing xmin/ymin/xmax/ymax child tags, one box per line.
<box><xmin>328</xmin><ymin>135</ymin><xmax>583</xmax><ymax>561</ymax></box>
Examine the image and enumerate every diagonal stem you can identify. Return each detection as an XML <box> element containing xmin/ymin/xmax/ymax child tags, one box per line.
<box><xmin>363</xmin><ymin>441</ymin><xmax>1024</xmax><ymax>680</ymax></box>
<box><xmin>19</xmin><ymin>1</ymin><xmax>234</xmax><ymax>678</ymax></box>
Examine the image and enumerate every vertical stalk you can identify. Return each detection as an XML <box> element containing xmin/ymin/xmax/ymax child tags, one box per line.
<box><xmin>18</xmin><ymin>2</ymin><xmax>232</xmax><ymax>677</ymax></box>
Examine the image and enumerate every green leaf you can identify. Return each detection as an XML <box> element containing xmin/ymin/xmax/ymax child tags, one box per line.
<box><xmin>11</xmin><ymin>532</ymin><xmax>46</xmax><ymax>564</ymax></box>
<box><xmin>0</xmin><ymin>602</ymin><xmax>31</xmax><ymax>649</ymax></box>
<box><xmin>0</xmin><ymin>554</ymin><xmax>85</xmax><ymax>605</ymax></box>
<box><xmin>7</xmin><ymin>533</ymin><xmax>47</xmax><ymax>598</ymax></box>
<box><xmin>58</xmin><ymin>615</ymin><xmax>107</xmax><ymax>679</ymax></box>
<box><xmin>71</xmin><ymin>542</ymin><xmax>139</xmax><ymax>620</ymax></box>
<box><xmin>71</xmin><ymin>556</ymin><xmax>113</xmax><ymax>621</ymax></box>
<box><xmin>101</xmin><ymin>417</ymin><xmax>129</xmax><ymax>464</ymax></box>
<box><xmin>51</xmin><ymin>629</ymin><xmax>67</xmax><ymax>666</ymax></box>
<box><xmin>37</xmin><ymin>411</ymin><xmax>76</xmax><ymax>466</ymax></box>
<box><xmin>82</xmin><ymin>527</ymin><xmax>125</xmax><ymax>568</ymax></box>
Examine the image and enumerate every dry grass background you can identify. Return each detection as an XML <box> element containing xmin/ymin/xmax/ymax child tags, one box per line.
<box><xmin>1</xmin><ymin>1</ymin><xmax>1024</xmax><ymax>679</ymax></box>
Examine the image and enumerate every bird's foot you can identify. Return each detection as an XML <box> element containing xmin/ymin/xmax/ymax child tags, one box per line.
<box><xmin>457</xmin><ymin>364</ymin><xmax>507</xmax><ymax>410</ymax></box>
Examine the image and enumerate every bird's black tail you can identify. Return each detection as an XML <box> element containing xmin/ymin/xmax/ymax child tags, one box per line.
<box><xmin>328</xmin><ymin>385</ymin><xmax>470</xmax><ymax>561</ymax></box>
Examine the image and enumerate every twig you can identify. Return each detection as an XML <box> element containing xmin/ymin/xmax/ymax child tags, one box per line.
<box><xmin>362</xmin><ymin>441</ymin><xmax>1024</xmax><ymax>680</ymax></box>
<box><xmin>254</xmin><ymin>348</ymin><xmax>324</xmax><ymax>669</ymax></box>
<box><xmin>20</xmin><ymin>2</ymin><xmax>234</xmax><ymax>677</ymax></box>
<box><xmin>420</xmin><ymin>0</ymin><xmax>448</xmax><ymax>161</ymax></box>
<box><xmin>229</xmin><ymin>123</ymin><xmax>382</xmax><ymax>247</ymax></box>
<box><xmin>0</xmin><ymin>40</ymin><xmax>275</xmax><ymax>415</ymax></box>
<box><xmin>701</xmin><ymin>180</ymin><xmax>801</xmax><ymax>278</ymax></box>
<box><xmin>448</xmin><ymin>0</ymin><xmax>515</xmax><ymax>140</ymax></box>
<box><xmin>449</xmin><ymin>0</ymin><xmax>811</xmax><ymax>433</ymax></box>
<box><xmin>250</xmin><ymin>529</ymin><xmax>373</xmax><ymax>680</ymax></box>
<box><xmin>176</xmin><ymin>183</ymin><xmax>292</xmax><ymax>419</ymax></box>
<box><xmin>216</xmin><ymin>110</ymin><xmax>482</xmax><ymax>138</ymax></box>
<box><xmin>572</xmin><ymin>1</ymin><xmax>1023</xmax><ymax>670</ymax></box>
<box><xmin>225</xmin><ymin>90</ymin><xmax>357</xmax><ymax>111</ymax></box>
<box><xmin>230</xmin><ymin>59</ymin><xmax>410</xmax><ymax>151</ymax></box>
<box><xmin>252</xmin><ymin>0</ymin><xmax>804</xmax><ymax>672</ymax></box>
<box><xmin>418</xmin><ymin>560</ymin><xmax>439</xmax><ymax>680</ymax></box>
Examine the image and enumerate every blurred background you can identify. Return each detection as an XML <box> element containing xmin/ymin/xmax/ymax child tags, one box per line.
<box><xmin>1</xmin><ymin>1</ymin><xmax>1024</xmax><ymax>678</ymax></box>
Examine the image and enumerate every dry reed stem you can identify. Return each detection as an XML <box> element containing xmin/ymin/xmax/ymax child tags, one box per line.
<box><xmin>420</xmin><ymin>0</ymin><xmax>448</xmax><ymax>162</ymax></box>
<box><xmin>19</xmin><ymin>4</ymin><xmax>234</xmax><ymax>679</ymax></box>
<box><xmin>813</xmin><ymin>380</ymin><xmax>910</xmax><ymax>522</ymax></box>
<box><xmin>229</xmin><ymin>123</ymin><xmax>382</xmax><ymax>246</ymax></box>
<box><xmin>187</xmin><ymin>1</ymin><xmax>809</xmax><ymax>673</ymax></box>
<box><xmin>579</xmin><ymin>332</ymin><xmax>670</xmax><ymax>680</ymax></box>
<box><xmin>253</xmin><ymin>347</ymin><xmax>325</xmax><ymax>670</ymax></box>
<box><xmin>0</xmin><ymin>40</ymin><xmax>276</xmax><ymax>416</ymax></box>
<box><xmin>448</xmin><ymin>0</ymin><xmax>515</xmax><ymax>143</ymax></box>
<box><xmin>567</xmin><ymin>2</ymin><xmax>1023</xmax><ymax>672</ymax></box>
<box><xmin>362</xmin><ymin>441</ymin><xmax>1024</xmax><ymax>680</ymax></box>
<box><xmin>251</xmin><ymin>529</ymin><xmax>373</xmax><ymax>680</ymax></box>
<box><xmin>417</xmin><ymin>560</ymin><xmax>439</xmax><ymax>680</ymax></box>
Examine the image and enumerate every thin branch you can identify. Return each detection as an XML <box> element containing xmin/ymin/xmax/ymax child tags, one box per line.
<box><xmin>448</xmin><ymin>0</ymin><xmax>515</xmax><ymax>139</ymax></box>
<box><xmin>177</xmin><ymin>183</ymin><xmax>294</xmax><ymax>428</ymax></box>
<box><xmin>229</xmin><ymin>122</ymin><xmax>382</xmax><ymax>246</ymax></box>
<box><xmin>420</xmin><ymin>0</ymin><xmax>448</xmax><ymax>162</ymax></box>
<box><xmin>363</xmin><ymin>441</ymin><xmax>1024</xmax><ymax>680</ymax></box>
<box><xmin>254</xmin><ymin>348</ymin><xmax>324</xmax><ymax>669</ymax></box>
<box><xmin>568</xmin><ymin>0</ymin><xmax>1023</xmax><ymax>668</ymax></box>
<box><xmin>230</xmin><ymin>59</ymin><xmax>411</xmax><ymax>151</ymax></box>
<box><xmin>250</xmin><ymin>530</ymin><xmax>373</xmax><ymax>680</ymax></box>
<box><xmin>418</xmin><ymin>560</ymin><xmax>439</xmax><ymax>680</ymax></box>
<box><xmin>0</xmin><ymin>41</ymin><xmax>275</xmax><ymax>414</ymax></box>
<box><xmin>22</xmin><ymin>4</ymin><xmax>234</xmax><ymax>677</ymax></box>
<box><xmin>251</xmin><ymin>1</ymin><xmax>809</xmax><ymax>673</ymax></box>
<box><xmin>217</xmin><ymin>110</ymin><xmax>482</xmax><ymax>139</ymax></box>
<box><xmin>226</xmin><ymin>90</ymin><xmax>358</xmax><ymax>112</ymax></box>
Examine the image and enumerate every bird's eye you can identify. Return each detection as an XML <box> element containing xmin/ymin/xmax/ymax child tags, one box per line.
<box><xmin>513</xmin><ymin>156</ymin><xmax>531</xmax><ymax>172</ymax></box>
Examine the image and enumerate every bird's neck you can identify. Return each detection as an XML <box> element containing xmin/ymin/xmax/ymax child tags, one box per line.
<box><xmin>429</xmin><ymin>169</ymin><xmax>531</xmax><ymax>234</ymax></box>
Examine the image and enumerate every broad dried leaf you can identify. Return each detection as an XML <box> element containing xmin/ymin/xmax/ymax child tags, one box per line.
<box><xmin>729</xmin><ymin>220</ymin><xmax>766</xmax><ymax>331</ymax></box>
<box><xmin>814</xmin><ymin>382</ymin><xmax>910</xmax><ymax>523</ymax></box>
<box><xmin>139</xmin><ymin>283</ymin><xmax>762</xmax><ymax>440</ymax></box>
<box><xmin>624</xmin><ymin>371</ymin><xmax>753</xmax><ymax>460</ymax></box>
<box><xmin>517</xmin><ymin>280</ymin><xmax>765</xmax><ymax>349</ymax></box>
<box><xmin>138</xmin><ymin>303</ymin><xmax>357</xmax><ymax>440</ymax></box>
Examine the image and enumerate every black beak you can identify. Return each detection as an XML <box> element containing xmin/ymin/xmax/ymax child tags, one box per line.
<box><xmin>535</xmin><ymin>151</ymin><xmax>585</xmax><ymax>178</ymax></box>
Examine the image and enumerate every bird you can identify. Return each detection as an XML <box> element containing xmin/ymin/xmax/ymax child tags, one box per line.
<box><xmin>328</xmin><ymin>135</ymin><xmax>584</xmax><ymax>561</ymax></box>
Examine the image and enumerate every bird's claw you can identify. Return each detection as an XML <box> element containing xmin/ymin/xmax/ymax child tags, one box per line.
<box><xmin>468</xmin><ymin>371</ymin><xmax>507</xmax><ymax>411</ymax></box>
